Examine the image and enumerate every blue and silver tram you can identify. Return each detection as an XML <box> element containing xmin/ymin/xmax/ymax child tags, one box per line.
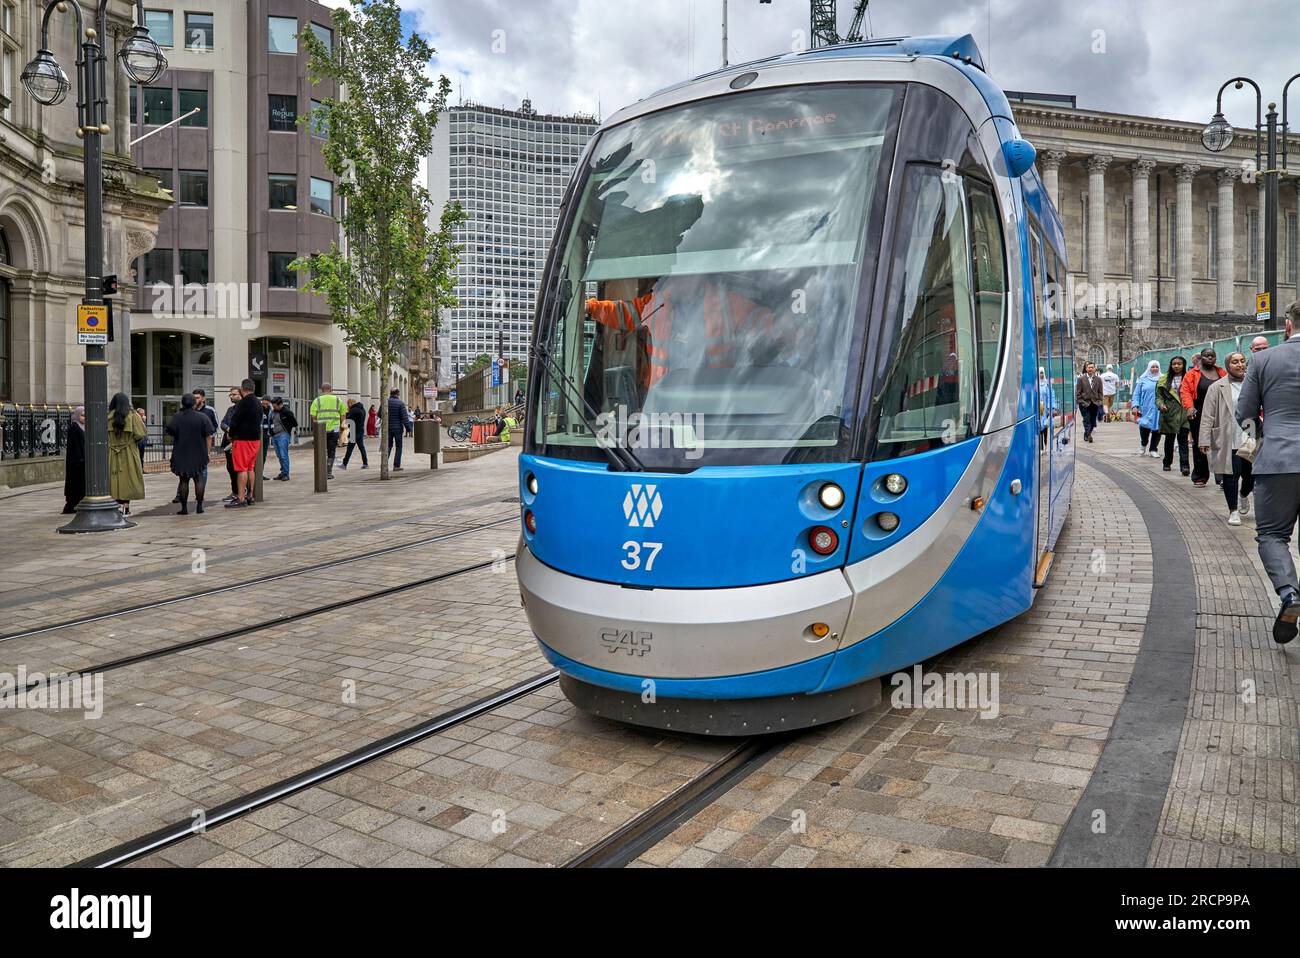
<box><xmin>518</xmin><ymin>34</ymin><xmax>1074</xmax><ymax>735</ymax></box>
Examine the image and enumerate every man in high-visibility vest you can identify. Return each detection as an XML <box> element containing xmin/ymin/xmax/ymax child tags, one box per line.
<box><xmin>309</xmin><ymin>383</ymin><xmax>346</xmax><ymax>480</ymax></box>
<box><xmin>584</xmin><ymin>276</ymin><xmax>776</xmax><ymax>391</ymax></box>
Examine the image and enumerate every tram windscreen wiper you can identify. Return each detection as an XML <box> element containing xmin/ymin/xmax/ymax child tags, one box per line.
<box><xmin>532</xmin><ymin>270</ymin><xmax>644</xmax><ymax>473</ymax></box>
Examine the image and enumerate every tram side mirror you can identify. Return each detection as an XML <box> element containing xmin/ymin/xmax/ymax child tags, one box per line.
<box><xmin>1002</xmin><ymin>137</ymin><xmax>1037</xmax><ymax>178</ymax></box>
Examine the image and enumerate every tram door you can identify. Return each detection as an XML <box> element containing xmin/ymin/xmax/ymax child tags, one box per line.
<box><xmin>1030</xmin><ymin>230</ymin><xmax>1052</xmax><ymax>586</ymax></box>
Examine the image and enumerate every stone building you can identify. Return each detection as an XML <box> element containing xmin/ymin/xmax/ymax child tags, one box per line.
<box><xmin>1011</xmin><ymin>92</ymin><xmax>1300</xmax><ymax>366</ymax></box>
<box><xmin>0</xmin><ymin>0</ymin><xmax>169</xmax><ymax>407</ymax></box>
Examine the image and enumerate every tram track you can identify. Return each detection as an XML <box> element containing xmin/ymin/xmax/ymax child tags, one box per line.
<box><xmin>0</xmin><ymin>513</ymin><xmax>518</xmax><ymax>644</ymax></box>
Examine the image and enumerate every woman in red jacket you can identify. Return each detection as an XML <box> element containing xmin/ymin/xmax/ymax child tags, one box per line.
<box><xmin>366</xmin><ymin>404</ymin><xmax>379</xmax><ymax>438</ymax></box>
<box><xmin>1180</xmin><ymin>347</ymin><xmax>1227</xmax><ymax>487</ymax></box>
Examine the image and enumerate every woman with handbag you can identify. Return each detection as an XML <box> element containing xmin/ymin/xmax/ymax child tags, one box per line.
<box><xmin>1199</xmin><ymin>351</ymin><xmax>1260</xmax><ymax>526</ymax></box>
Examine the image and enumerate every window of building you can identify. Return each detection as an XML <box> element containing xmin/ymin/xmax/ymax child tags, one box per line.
<box><xmin>269</xmin><ymin>174</ymin><xmax>297</xmax><ymax>210</ymax></box>
<box><xmin>142</xmin><ymin>248</ymin><xmax>173</xmax><ymax>285</ymax></box>
<box><xmin>269</xmin><ymin>94</ymin><xmax>297</xmax><ymax>132</ymax></box>
<box><xmin>1208</xmin><ymin>204</ymin><xmax>1218</xmax><ymax>280</ymax></box>
<box><xmin>269</xmin><ymin>252</ymin><xmax>297</xmax><ymax>288</ymax></box>
<box><xmin>179</xmin><ymin>170</ymin><xmax>208</xmax><ymax>206</ymax></box>
<box><xmin>145</xmin><ymin>167</ymin><xmax>173</xmax><ymax>192</ymax></box>
<box><xmin>310</xmin><ymin>177</ymin><xmax>331</xmax><ymax>215</ymax></box>
<box><xmin>180</xmin><ymin>249</ymin><xmax>208</xmax><ymax>285</ymax></box>
<box><xmin>268</xmin><ymin>16</ymin><xmax>297</xmax><ymax>54</ymax></box>
<box><xmin>144</xmin><ymin>9</ymin><xmax>173</xmax><ymax>47</ymax></box>
<box><xmin>143</xmin><ymin>86</ymin><xmax>172</xmax><ymax>125</ymax></box>
<box><xmin>179</xmin><ymin>88</ymin><xmax>208</xmax><ymax>126</ymax></box>
<box><xmin>310</xmin><ymin>22</ymin><xmax>332</xmax><ymax>53</ymax></box>
<box><xmin>129</xmin><ymin>83</ymin><xmax>137</xmax><ymax>124</ymax></box>
<box><xmin>1248</xmin><ymin>208</ymin><xmax>1260</xmax><ymax>282</ymax></box>
<box><xmin>0</xmin><ymin>229</ymin><xmax>8</xmax><ymax>400</ymax></box>
<box><xmin>1</xmin><ymin>46</ymin><xmax>13</xmax><ymax>123</ymax></box>
<box><xmin>309</xmin><ymin>99</ymin><xmax>326</xmax><ymax>136</ymax></box>
<box><xmin>185</xmin><ymin>12</ymin><xmax>214</xmax><ymax>50</ymax></box>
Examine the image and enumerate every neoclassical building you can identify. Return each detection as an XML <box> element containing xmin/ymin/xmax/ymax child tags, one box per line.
<box><xmin>1011</xmin><ymin>92</ymin><xmax>1300</xmax><ymax>365</ymax></box>
<box><xmin>0</xmin><ymin>0</ymin><xmax>169</xmax><ymax>407</ymax></box>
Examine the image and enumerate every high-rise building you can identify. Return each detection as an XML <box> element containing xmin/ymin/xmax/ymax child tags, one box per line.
<box><xmin>426</xmin><ymin>99</ymin><xmax>597</xmax><ymax>379</ymax></box>
<box><xmin>126</xmin><ymin>0</ymin><xmax>406</xmax><ymax>427</ymax></box>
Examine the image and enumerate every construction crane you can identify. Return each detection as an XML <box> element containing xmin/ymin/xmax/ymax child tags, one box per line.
<box><xmin>810</xmin><ymin>0</ymin><xmax>871</xmax><ymax>48</ymax></box>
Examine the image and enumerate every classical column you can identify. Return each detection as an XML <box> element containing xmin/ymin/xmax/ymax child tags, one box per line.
<box><xmin>1039</xmin><ymin>150</ymin><xmax>1067</xmax><ymax>211</ymax></box>
<box><xmin>1131</xmin><ymin>159</ymin><xmax>1156</xmax><ymax>296</ymax></box>
<box><xmin>1087</xmin><ymin>154</ymin><xmax>1111</xmax><ymax>306</ymax></box>
<box><xmin>1174</xmin><ymin>164</ymin><xmax>1199</xmax><ymax>312</ymax></box>
<box><xmin>1216</xmin><ymin>168</ymin><xmax>1238</xmax><ymax>313</ymax></box>
<box><xmin>346</xmin><ymin>352</ymin><xmax>361</xmax><ymax>398</ymax></box>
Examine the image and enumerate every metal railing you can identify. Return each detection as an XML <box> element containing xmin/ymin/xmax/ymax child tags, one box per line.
<box><xmin>0</xmin><ymin>403</ymin><xmax>74</xmax><ymax>461</ymax></box>
<box><xmin>1115</xmin><ymin>329</ymin><xmax>1287</xmax><ymax>404</ymax></box>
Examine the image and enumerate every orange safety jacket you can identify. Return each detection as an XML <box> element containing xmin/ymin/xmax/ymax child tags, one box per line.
<box><xmin>584</xmin><ymin>286</ymin><xmax>775</xmax><ymax>387</ymax></box>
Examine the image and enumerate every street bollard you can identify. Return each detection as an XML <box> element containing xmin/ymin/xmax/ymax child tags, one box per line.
<box><xmin>313</xmin><ymin>421</ymin><xmax>327</xmax><ymax>493</ymax></box>
<box><xmin>414</xmin><ymin>418</ymin><xmax>440</xmax><ymax>470</ymax></box>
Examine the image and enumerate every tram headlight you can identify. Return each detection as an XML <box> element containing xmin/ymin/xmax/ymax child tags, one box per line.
<box><xmin>809</xmin><ymin>526</ymin><xmax>839</xmax><ymax>556</ymax></box>
<box><xmin>818</xmin><ymin>482</ymin><xmax>845</xmax><ymax>510</ymax></box>
<box><xmin>876</xmin><ymin>512</ymin><xmax>900</xmax><ymax>533</ymax></box>
<box><xmin>526</xmin><ymin>473</ymin><xmax>538</xmax><ymax>495</ymax></box>
<box><xmin>884</xmin><ymin>473</ymin><xmax>908</xmax><ymax>496</ymax></box>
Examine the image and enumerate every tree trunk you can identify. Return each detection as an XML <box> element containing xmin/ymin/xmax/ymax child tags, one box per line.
<box><xmin>379</xmin><ymin>348</ymin><xmax>390</xmax><ymax>481</ymax></box>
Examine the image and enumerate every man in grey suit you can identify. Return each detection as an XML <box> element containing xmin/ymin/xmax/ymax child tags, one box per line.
<box><xmin>1236</xmin><ymin>301</ymin><xmax>1300</xmax><ymax>643</ymax></box>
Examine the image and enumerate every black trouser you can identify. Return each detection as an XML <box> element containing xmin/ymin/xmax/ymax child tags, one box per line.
<box><xmin>1190</xmin><ymin>414</ymin><xmax>1210</xmax><ymax>483</ymax></box>
<box><xmin>325</xmin><ymin>429</ymin><xmax>340</xmax><ymax>467</ymax></box>
<box><xmin>1220</xmin><ymin>451</ymin><xmax>1255</xmax><ymax>512</ymax></box>
<box><xmin>1138</xmin><ymin>426</ymin><xmax>1161</xmax><ymax>451</ymax></box>
<box><xmin>388</xmin><ymin>430</ymin><xmax>403</xmax><ymax>468</ymax></box>
<box><xmin>1163</xmin><ymin>428</ymin><xmax>1190</xmax><ymax>471</ymax></box>
<box><xmin>343</xmin><ymin>435</ymin><xmax>368</xmax><ymax>467</ymax></box>
<box><xmin>1082</xmin><ymin>402</ymin><xmax>1101</xmax><ymax>436</ymax></box>
<box><xmin>224</xmin><ymin>448</ymin><xmax>238</xmax><ymax>496</ymax></box>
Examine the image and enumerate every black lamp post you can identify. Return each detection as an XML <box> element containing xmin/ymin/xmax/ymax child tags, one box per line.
<box><xmin>21</xmin><ymin>0</ymin><xmax>165</xmax><ymax>533</ymax></box>
<box><xmin>1202</xmin><ymin>75</ymin><xmax>1300</xmax><ymax>333</ymax></box>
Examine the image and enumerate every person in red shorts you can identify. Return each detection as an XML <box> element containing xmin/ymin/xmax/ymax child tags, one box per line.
<box><xmin>225</xmin><ymin>378</ymin><xmax>264</xmax><ymax>508</ymax></box>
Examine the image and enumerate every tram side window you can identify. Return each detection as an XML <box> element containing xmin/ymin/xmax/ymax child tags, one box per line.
<box><xmin>968</xmin><ymin>182</ymin><xmax>1005</xmax><ymax>413</ymax></box>
<box><xmin>871</xmin><ymin>166</ymin><xmax>978</xmax><ymax>461</ymax></box>
<box><xmin>1047</xmin><ymin>249</ymin><xmax>1075</xmax><ymax>425</ymax></box>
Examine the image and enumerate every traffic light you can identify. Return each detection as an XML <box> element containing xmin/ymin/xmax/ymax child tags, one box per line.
<box><xmin>101</xmin><ymin>274</ymin><xmax>119</xmax><ymax>296</ymax></box>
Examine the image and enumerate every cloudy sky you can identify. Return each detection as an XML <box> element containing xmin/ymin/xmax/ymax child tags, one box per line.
<box><xmin>319</xmin><ymin>0</ymin><xmax>1299</xmax><ymax>130</ymax></box>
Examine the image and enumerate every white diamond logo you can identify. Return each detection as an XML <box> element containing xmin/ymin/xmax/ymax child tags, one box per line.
<box><xmin>623</xmin><ymin>483</ymin><xmax>662</xmax><ymax>528</ymax></box>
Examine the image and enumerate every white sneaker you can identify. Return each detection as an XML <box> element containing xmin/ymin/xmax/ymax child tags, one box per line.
<box><xmin>1228</xmin><ymin>511</ymin><xmax>1242</xmax><ymax>526</ymax></box>
<box><xmin>1240</xmin><ymin>494</ymin><xmax>1251</xmax><ymax>517</ymax></box>
<box><xmin>1150</xmin><ymin>451</ymin><xmax>1161</xmax><ymax>458</ymax></box>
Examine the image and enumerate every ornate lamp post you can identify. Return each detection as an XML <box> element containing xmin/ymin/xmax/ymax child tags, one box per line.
<box><xmin>21</xmin><ymin>0</ymin><xmax>165</xmax><ymax>532</ymax></box>
<box><xmin>1202</xmin><ymin>74</ymin><xmax>1300</xmax><ymax>332</ymax></box>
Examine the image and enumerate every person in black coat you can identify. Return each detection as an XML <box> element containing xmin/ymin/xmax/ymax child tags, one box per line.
<box><xmin>341</xmin><ymin>398</ymin><xmax>369</xmax><ymax>469</ymax></box>
<box><xmin>166</xmin><ymin>394</ymin><xmax>215</xmax><ymax>514</ymax></box>
<box><xmin>62</xmin><ymin>406</ymin><xmax>86</xmax><ymax>515</ymax></box>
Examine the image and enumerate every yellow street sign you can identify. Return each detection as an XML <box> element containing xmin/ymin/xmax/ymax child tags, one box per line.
<box><xmin>77</xmin><ymin>304</ymin><xmax>109</xmax><ymax>344</ymax></box>
<box><xmin>1257</xmin><ymin>292</ymin><xmax>1271</xmax><ymax>313</ymax></box>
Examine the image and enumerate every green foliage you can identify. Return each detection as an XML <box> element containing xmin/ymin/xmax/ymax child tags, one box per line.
<box><xmin>289</xmin><ymin>0</ymin><xmax>465</xmax><ymax>477</ymax></box>
<box><xmin>464</xmin><ymin>354</ymin><xmax>493</xmax><ymax>374</ymax></box>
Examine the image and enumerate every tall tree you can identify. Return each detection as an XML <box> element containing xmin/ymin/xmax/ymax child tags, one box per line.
<box><xmin>294</xmin><ymin>0</ymin><xmax>465</xmax><ymax>479</ymax></box>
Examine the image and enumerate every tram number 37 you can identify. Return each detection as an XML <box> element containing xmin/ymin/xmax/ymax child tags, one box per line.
<box><xmin>621</xmin><ymin>541</ymin><xmax>663</xmax><ymax>571</ymax></box>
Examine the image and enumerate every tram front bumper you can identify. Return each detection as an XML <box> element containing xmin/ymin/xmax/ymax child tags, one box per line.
<box><xmin>516</xmin><ymin>543</ymin><xmax>854</xmax><ymax>693</ymax></box>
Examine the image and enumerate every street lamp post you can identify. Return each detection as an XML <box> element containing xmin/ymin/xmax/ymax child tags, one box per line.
<box><xmin>1202</xmin><ymin>75</ymin><xmax>1300</xmax><ymax>333</ymax></box>
<box><xmin>21</xmin><ymin>0</ymin><xmax>166</xmax><ymax>533</ymax></box>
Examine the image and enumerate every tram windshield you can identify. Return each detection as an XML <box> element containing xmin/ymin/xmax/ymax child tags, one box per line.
<box><xmin>533</xmin><ymin>84</ymin><xmax>898</xmax><ymax>467</ymax></box>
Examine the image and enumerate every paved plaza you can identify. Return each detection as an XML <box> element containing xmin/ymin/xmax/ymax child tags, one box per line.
<box><xmin>0</xmin><ymin>426</ymin><xmax>1295</xmax><ymax>868</ymax></box>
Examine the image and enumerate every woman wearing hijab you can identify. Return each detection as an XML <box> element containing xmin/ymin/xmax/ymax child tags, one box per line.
<box><xmin>1156</xmin><ymin>356</ymin><xmax>1191</xmax><ymax>475</ymax></box>
<box><xmin>166</xmin><ymin>393</ymin><xmax>216</xmax><ymax>514</ymax></box>
<box><xmin>107</xmin><ymin>392</ymin><xmax>145</xmax><ymax>515</ymax></box>
<box><xmin>1132</xmin><ymin>360</ymin><xmax>1162</xmax><ymax>457</ymax></box>
<box><xmin>1037</xmin><ymin>367</ymin><xmax>1055</xmax><ymax>449</ymax></box>
<box><xmin>1199</xmin><ymin>351</ymin><xmax>1260</xmax><ymax>525</ymax></box>
<box><xmin>1180</xmin><ymin>347</ymin><xmax>1227</xmax><ymax>487</ymax></box>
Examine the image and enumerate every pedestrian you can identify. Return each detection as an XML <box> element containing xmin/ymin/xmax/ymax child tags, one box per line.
<box><xmin>268</xmin><ymin>397</ymin><xmax>298</xmax><ymax>480</ymax></box>
<box><xmin>514</xmin><ymin>385</ymin><xmax>525</xmax><ymax>407</ymax></box>
<box><xmin>1132</xmin><ymin>360</ymin><xmax>1162</xmax><ymax>457</ymax></box>
<box><xmin>367</xmin><ymin>404</ymin><xmax>379</xmax><ymax>438</ymax></box>
<box><xmin>1075</xmin><ymin>361</ymin><xmax>1104</xmax><ymax>442</ymax></box>
<box><xmin>192</xmin><ymin>388</ymin><xmax>217</xmax><ymax>493</ymax></box>
<box><xmin>1251</xmin><ymin>335</ymin><xmax>1270</xmax><ymax>354</ymax></box>
<box><xmin>1037</xmin><ymin>367</ymin><xmax>1055</xmax><ymax>448</ymax></box>
<box><xmin>134</xmin><ymin>407</ymin><xmax>149</xmax><ymax>467</ymax></box>
<box><xmin>1180</xmin><ymin>347</ymin><xmax>1226</xmax><ymax>487</ymax></box>
<box><xmin>225</xmin><ymin>379</ymin><xmax>262</xmax><ymax>508</ymax></box>
<box><xmin>108</xmin><ymin>392</ymin><xmax>145</xmax><ymax>516</ymax></box>
<box><xmin>1200</xmin><ymin>351</ymin><xmax>1258</xmax><ymax>527</ymax></box>
<box><xmin>219</xmin><ymin>386</ymin><xmax>241</xmax><ymax>501</ymax></box>
<box><xmin>1100</xmin><ymin>364</ymin><xmax>1120</xmax><ymax>419</ymax></box>
<box><xmin>166</xmin><ymin>393</ymin><xmax>215</xmax><ymax>515</ymax></box>
<box><xmin>310</xmin><ymin>383</ymin><xmax>346</xmax><ymax>480</ymax></box>
<box><xmin>62</xmin><ymin>405</ymin><xmax>85</xmax><ymax>515</ymax></box>
<box><xmin>1234</xmin><ymin>303</ymin><xmax>1300</xmax><ymax>643</ymax></box>
<box><xmin>1156</xmin><ymin>356</ymin><xmax>1191</xmax><ymax>475</ymax></box>
<box><xmin>341</xmin><ymin>397</ymin><xmax>369</xmax><ymax>470</ymax></box>
<box><xmin>387</xmin><ymin>388</ymin><xmax>409</xmax><ymax>470</ymax></box>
